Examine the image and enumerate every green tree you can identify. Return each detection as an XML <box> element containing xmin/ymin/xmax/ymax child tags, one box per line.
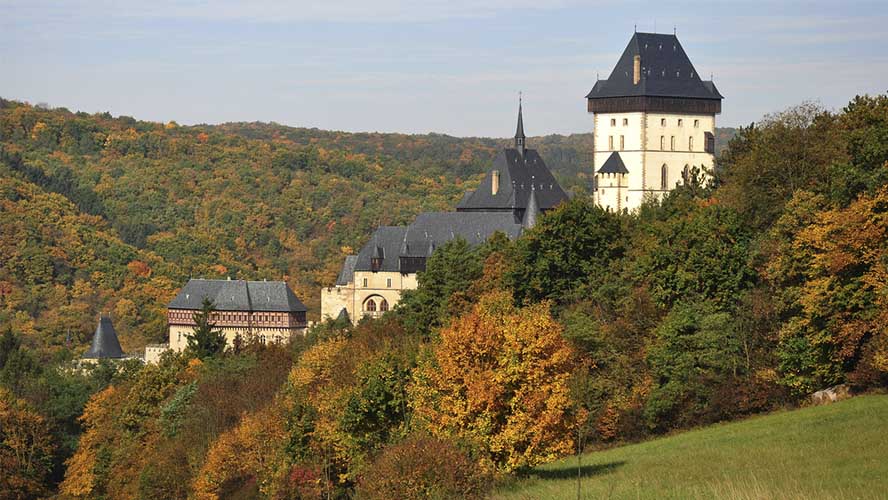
<box><xmin>644</xmin><ymin>302</ymin><xmax>741</xmax><ymax>430</ymax></box>
<box><xmin>507</xmin><ymin>197</ymin><xmax>625</xmax><ymax>307</ymax></box>
<box><xmin>394</xmin><ymin>237</ymin><xmax>484</xmax><ymax>337</ymax></box>
<box><xmin>186</xmin><ymin>298</ymin><xmax>227</xmax><ymax>359</ymax></box>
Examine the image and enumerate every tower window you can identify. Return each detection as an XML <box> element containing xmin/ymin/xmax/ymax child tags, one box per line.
<box><xmin>619</xmin><ymin>136</ymin><xmax>624</xmax><ymax>150</ymax></box>
<box><xmin>678</xmin><ymin>119</ymin><xmax>683</xmax><ymax>127</ymax></box>
<box><xmin>622</xmin><ymin>118</ymin><xmax>628</xmax><ymax>126</ymax></box>
<box><xmin>608</xmin><ymin>136</ymin><xmax>613</xmax><ymax>150</ymax></box>
<box><xmin>610</xmin><ymin>118</ymin><xmax>616</xmax><ymax>126</ymax></box>
<box><xmin>660</xmin><ymin>136</ymin><xmax>665</xmax><ymax>150</ymax></box>
<box><xmin>362</xmin><ymin>278</ymin><xmax>368</xmax><ymax>288</ymax></box>
<box><xmin>661</xmin><ymin>164</ymin><xmax>668</xmax><ymax>190</ymax></box>
<box><xmin>689</xmin><ymin>136</ymin><xmax>694</xmax><ymax>150</ymax></box>
<box><xmin>670</xmin><ymin>136</ymin><xmax>675</xmax><ymax>151</ymax></box>
<box><xmin>386</xmin><ymin>278</ymin><xmax>392</xmax><ymax>288</ymax></box>
<box><xmin>661</xmin><ymin>118</ymin><xmax>666</xmax><ymax>126</ymax></box>
<box><xmin>694</xmin><ymin>119</ymin><xmax>699</xmax><ymax>128</ymax></box>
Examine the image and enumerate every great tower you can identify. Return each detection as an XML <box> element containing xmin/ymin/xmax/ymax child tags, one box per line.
<box><xmin>587</xmin><ymin>32</ymin><xmax>722</xmax><ymax>212</ymax></box>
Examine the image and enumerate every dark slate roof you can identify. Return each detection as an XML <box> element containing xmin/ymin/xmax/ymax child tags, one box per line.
<box><xmin>587</xmin><ymin>32</ymin><xmax>722</xmax><ymax>100</ymax></box>
<box><xmin>336</xmin><ymin>308</ymin><xmax>350</xmax><ymax>322</ymax></box>
<box><xmin>353</xmin><ymin>226</ymin><xmax>409</xmax><ymax>273</ymax></box>
<box><xmin>456</xmin><ymin>148</ymin><xmax>568</xmax><ymax>212</ymax></box>
<box><xmin>83</xmin><ymin>316</ymin><xmax>125</xmax><ymax>359</ymax></box>
<box><xmin>168</xmin><ymin>279</ymin><xmax>307</xmax><ymax>312</ymax></box>
<box><xmin>522</xmin><ymin>188</ymin><xmax>540</xmax><ymax>228</ymax></box>
<box><xmin>335</xmin><ymin>255</ymin><xmax>358</xmax><ymax>285</ymax></box>
<box><xmin>349</xmin><ymin>212</ymin><xmax>523</xmax><ymax>273</ymax></box>
<box><xmin>598</xmin><ymin>152</ymin><xmax>629</xmax><ymax>174</ymax></box>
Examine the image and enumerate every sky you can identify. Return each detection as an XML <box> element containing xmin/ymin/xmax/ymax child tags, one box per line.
<box><xmin>2</xmin><ymin>0</ymin><xmax>887</xmax><ymax>137</ymax></box>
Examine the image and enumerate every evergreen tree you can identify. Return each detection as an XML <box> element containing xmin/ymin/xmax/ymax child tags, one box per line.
<box><xmin>186</xmin><ymin>298</ymin><xmax>227</xmax><ymax>359</ymax></box>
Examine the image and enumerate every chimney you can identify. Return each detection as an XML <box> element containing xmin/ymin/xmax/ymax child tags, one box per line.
<box><xmin>491</xmin><ymin>170</ymin><xmax>500</xmax><ymax>195</ymax></box>
<box><xmin>633</xmin><ymin>55</ymin><xmax>641</xmax><ymax>85</ymax></box>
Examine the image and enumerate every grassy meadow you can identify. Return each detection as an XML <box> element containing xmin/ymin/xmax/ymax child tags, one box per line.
<box><xmin>494</xmin><ymin>395</ymin><xmax>888</xmax><ymax>499</ymax></box>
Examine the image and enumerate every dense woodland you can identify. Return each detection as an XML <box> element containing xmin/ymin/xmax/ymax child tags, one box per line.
<box><xmin>1</xmin><ymin>93</ymin><xmax>885</xmax><ymax>499</ymax></box>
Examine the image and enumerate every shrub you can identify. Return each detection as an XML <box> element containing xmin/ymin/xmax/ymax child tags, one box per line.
<box><xmin>355</xmin><ymin>435</ymin><xmax>488</xmax><ymax>500</ymax></box>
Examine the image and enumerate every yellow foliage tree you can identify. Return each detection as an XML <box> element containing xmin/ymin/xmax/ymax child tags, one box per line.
<box><xmin>60</xmin><ymin>386</ymin><xmax>119</xmax><ymax>498</ymax></box>
<box><xmin>411</xmin><ymin>290</ymin><xmax>578</xmax><ymax>472</ymax></box>
<box><xmin>0</xmin><ymin>388</ymin><xmax>56</xmax><ymax>499</ymax></box>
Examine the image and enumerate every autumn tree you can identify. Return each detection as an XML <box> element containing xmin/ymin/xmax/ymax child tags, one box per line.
<box><xmin>187</xmin><ymin>298</ymin><xmax>226</xmax><ymax>359</ymax></box>
<box><xmin>411</xmin><ymin>290</ymin><xmax>577</xmax><ymax>472</ymax></box>
<box><xmin>771</xmin><ymin>187</ymin><xmax>888</xmax><ymax>393</ymax></box>
<box><xmin>0</xmin><ymin>388</ymin><xmax>56</xmax><ymax>500</ymax></box>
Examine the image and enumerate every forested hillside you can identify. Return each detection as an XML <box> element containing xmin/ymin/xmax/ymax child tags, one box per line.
<box><xmin>3</xmin><ymin>92</ymin><xmax>884</xmax><ymax>500</ymax></box>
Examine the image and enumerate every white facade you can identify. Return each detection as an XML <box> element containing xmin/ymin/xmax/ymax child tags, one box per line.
<box><xmin>592</xmin><ymin>111</ymin><xmax>715</xmax><ymax>212</ymax></box>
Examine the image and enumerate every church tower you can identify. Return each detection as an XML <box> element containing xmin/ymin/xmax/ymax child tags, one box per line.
<box><xmin>587</xmin><ymin>32</ymin><xmax>722</xmax><ymax>211</ymax></box>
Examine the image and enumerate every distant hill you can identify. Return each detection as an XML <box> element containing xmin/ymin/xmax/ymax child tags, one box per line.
<box><xmin>0</xmin><ymin>97</ymin><xmax>735</xmax><ymax>353</ymax></box>
<box><xmin>495</xmin><ymin>395</ymin><xmax>888</xmax><ymax>499</ymax></box>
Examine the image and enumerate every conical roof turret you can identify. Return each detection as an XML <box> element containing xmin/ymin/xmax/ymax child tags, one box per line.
<box><xmin>522</xmin><ymin>184</ymin><xmax>540</xmax><ymax>229</ymax></box>
<box><xmin>82</xmin><ymin>316</ymin><xmax>125</xmax><ymax>359</ymax></box>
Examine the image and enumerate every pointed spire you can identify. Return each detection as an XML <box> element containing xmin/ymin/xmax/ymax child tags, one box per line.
<box><xmin>522</xmin><ymin>184</ymin><xmax>540</xmax><ymax>229</ymax></box>
<box><xmin>515</xmin><ymin>92</ymin><xmax>526</xmax><ymax>155</ymax></box>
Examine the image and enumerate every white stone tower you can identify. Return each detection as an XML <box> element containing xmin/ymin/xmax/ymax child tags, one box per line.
<box><xmin>587</xmin><ymin>32</ymin><xmax>723</xmax><ymax>212</ymax></box>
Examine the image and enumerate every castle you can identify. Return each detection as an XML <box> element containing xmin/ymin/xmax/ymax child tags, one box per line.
<box><xmin>321</xmin><ymin>102</ymin><xmax>569</xmax><ymax>324</ymax></box>
<box><xmin>588</xmin><ymin>32</ymin><xmax>722</xmax><ymax>212</ymax></box>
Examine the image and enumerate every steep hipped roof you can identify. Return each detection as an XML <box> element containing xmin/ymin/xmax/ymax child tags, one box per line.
<box><xmin>335</xmin><ymin>256</ymin><xmax>358</xmax><ymax>285</ymax></box>
<box><xmin>587</xmin><ymin>32</ymin><xmax>722</xmax><ymax>100</ymax></box>
<box><xmin>456</xmin><ymin>148</ymin><xmax>568</xmax><ymax>212</ymax></box>
<box><xmin>168</xmin><ymin>279</ymin><xmax>307</xmax><ymax>312</ymax></box>
<box><xmin>83</xmin><ymin>316</ymin><xmax>125</xmax><ymax>359</ymax></box>
<box><xmin>598</xmin><ymin>152</ymin><xmax>629</xmax><ymax>174</ymax></box>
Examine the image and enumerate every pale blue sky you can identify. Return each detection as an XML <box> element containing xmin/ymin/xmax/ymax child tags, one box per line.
<box><xmin>2</xmin><ymin>1</ymin><xmax>887</xmax><ymax>137</ymax></box>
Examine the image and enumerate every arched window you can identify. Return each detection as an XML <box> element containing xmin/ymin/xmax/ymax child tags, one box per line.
<box><xmin>689</xmin><ymin>136</ymin><xmax>694</xmax><ymax>150</ymax></box>
<box><xmin>364</xmin><ymin>298</ymin><xmax>376</xmax><ymax>312</ymax></box>
<box><xmin>660</xmin><ymin>136</ymin><xmax>665</xmax><ymax>150</ymax></box>
<box><xmin>683</xmin><ymin>164</ymin><xmax>690</xmax><ymax>182</ymax></box>
<box><xmin>619</xmin><ymin>135</ymin><xmax>624</xmax><ymax>150</ymax></box>
<box><xmin>661</xmin><ymin>164</ymin><xmax>668</xmax><ymax>190</ymax></box>
<box><xmin>380</xmin><ymin>299</ymin><xmax>389</xmax><ymax>312</ymax></box>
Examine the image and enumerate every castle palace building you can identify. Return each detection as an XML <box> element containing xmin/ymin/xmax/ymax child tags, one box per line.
<box><xmin>322</xmin><ymin>103</ymin><xmax>569</xmax><ymax>324</ymax></box>
<box><xmin>167</xmin><ymin>278</ymin><xmax>308</xmax><ymax>352</ymax></box>
<box><xmin>587</xmin><ymin>32</ymin><xmax>723</xmax><ymax>212</ymax></box>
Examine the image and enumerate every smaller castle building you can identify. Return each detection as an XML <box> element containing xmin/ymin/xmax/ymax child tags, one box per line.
<box><xmin>167</xmin><ymin>279</ymin><xmax>308</xmax><ymax>352</ymax></box>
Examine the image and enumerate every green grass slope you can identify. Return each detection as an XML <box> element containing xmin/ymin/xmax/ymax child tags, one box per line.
<box><xmin>495</xmin><ymin>395</ymin><xmax>888</xmax><ymax>500</ymax></box>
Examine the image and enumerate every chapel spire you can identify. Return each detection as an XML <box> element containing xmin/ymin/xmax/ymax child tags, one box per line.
<box><xmin>515</xmin><ymin>93</ymin><xmax>526</xmax><ymax>155</ymax></box>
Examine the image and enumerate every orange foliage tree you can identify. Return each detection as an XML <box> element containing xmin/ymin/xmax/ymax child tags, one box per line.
<box><xmin>411</xmin><ymin>290</ymin><xmax>578</xmax><ymax>472</ymax></box>
<box><xmin>0</xmin><ymin>388</ymin><xmax>56</xmax><ymax>499</ymax></box>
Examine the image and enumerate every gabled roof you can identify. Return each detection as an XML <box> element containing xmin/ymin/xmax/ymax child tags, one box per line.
<box><xmin>348</xmin><ymin>212</ymin><xmax>524</xmax><ymax>274</ymax></box>
<box><xmin>587</xmin><ymin>32</ymin><xmax>722</xmax><ymax>100</ymax></box>
<box><xmin>456</xmin><ymin>148</ymin><xmax>568</xmax><ymax>212</ymax></box>
<box><xmin>598</xmin><ymin>152</ymin><xmax>629</xmax><ymax>174</ymax></box>
<box><xmin>168</xmin><ymin>279</ymin><xmax>307</xmax><ymax>312</ymax></box>
<box><xmin>83</xmin><ymin>316</ymin><xmax>125</xmax><ymax>359</ymax></box>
